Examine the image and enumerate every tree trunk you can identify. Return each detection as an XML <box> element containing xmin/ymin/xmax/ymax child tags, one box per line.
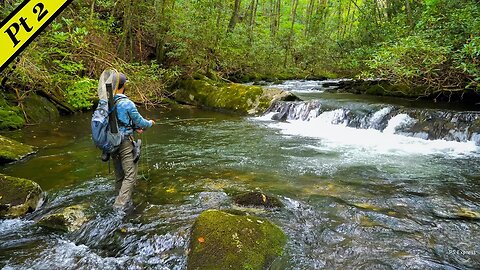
<box><xmin>155</xmin><ymin>0</ymin><xmax>177</xmax><ymax>64</ymax></box>
<box><xmin>284</xmin><ymin>0</ymin><xmax>299</xmax><ymax>67</ymax></box>
<box><xmin>227</xmin><ymin>0</ymin><xmax>242</xmax><ymax>33</ymax></box>
<box><xmin>304</xmin><ymin>0</ymin><xmax>315</xmax><ymax>37</ymax></box>
<box><xmin>271</xmin><ymin>0</ymin><xmax>281</xmax><ymax>36</ymax></box>
<box><xmin>342</xmin><ymin>0</ymin><xmax>352</xmax><ymax>39</ymax></box>
<box><xmin>405</xmin><ymin>0</ymin><xmax>412</xmax><ymax>27</ymax></box>
<box><xmin>119</xmin><ymin>0</ymin><xmax>134</xmax><ymax>61</ymax></box>
<box><xmin>249</xmin><ymin>0</ymin><xmax>258</xmax><ymax>40</ymax></box>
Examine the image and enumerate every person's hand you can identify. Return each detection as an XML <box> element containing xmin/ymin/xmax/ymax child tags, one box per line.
<box><xmin>150</xmin><ymin>119</ymin><xmax>156</xmax><ymax>125</ymax></box>
<box><xmin>136</xmin><ymin>129</ymin><xmax>144</xmax><ymax>134</ymax></box>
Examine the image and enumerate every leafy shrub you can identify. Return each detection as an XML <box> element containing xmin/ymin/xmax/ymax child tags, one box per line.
<box><xmin>65</xmin><ymin>78</ymin><xmax>97</xmax><ymax>110</ymax></box>
<box><xmin>366</xmin><ymin>35</ymin><xmax>451</xmax><ymax>88</ymax></box>
<box><xmin>123</xmin><ymin>61</ymin><xmax>181</xmax><ymax>104</ymax></box>
<box><xmin>457</xmin><ymin>36</ymin><xmax>480</xmax><ymax>89</ymax></box>
<box><xmin>0</xmin><ymin>96</ymin><xmax>24</xmax><ymax>129</ymax></box>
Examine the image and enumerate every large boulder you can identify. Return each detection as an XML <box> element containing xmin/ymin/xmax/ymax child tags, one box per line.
<box><xmin>0</xmin><ymin>135</ymin><xmax>35</xmax><ymax>164</ymax></box>
<box><xmin>233</xmin><ymin>192</ymin><xmax>284</xmax><ymax>208</ymax></box>
<box><xmin>188</xmin><ymin>209</ymin><xmax>287</xmax><ymax>270</ymax></box>
<box><xmin>38</xmin><ymin>204</ymin><xmax>91</xmax><ymax>232</ymax></box>
<box><xmin>175</xmin><ymin>76</ymin><xmax>299</xmax><ymax>115</ymax></box>
<box><xmin>0</xmin><ymin>174</ymin><xmax>44</xmax><ymax>218</ymax></box>
<box><xmin>22</xmin><ymin>94</ymin><xmax>60</xmax><ymax>123</ymax></box>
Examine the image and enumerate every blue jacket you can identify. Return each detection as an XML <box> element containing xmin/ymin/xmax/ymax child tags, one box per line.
<box><xmin>114</xmin><ymin>94</ymin><xmax>153</xmax><ymax>136</ymax></box>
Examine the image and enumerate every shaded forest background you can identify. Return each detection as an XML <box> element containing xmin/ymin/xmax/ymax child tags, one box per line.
<box><xmin>0</xmin><ymin>0</ymin><xmax>479</xmax><ymax>116</ymax></box>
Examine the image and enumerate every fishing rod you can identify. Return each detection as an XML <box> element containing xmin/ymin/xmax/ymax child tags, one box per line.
<box><xmin>153</xmin><ymin>118</ymin><xmax>215</xmax><ymax>124</ymax></box>
<box><xmin>135</xmin><ymin>118</ymin><xmax>215</xmax><ymax>134</ymax></box>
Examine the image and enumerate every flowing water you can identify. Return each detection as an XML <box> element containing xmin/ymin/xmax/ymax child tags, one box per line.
<box><xmin>1</xmin><ymin>80</ymin><xmax>480</xmax><ymax>269</ymax></box>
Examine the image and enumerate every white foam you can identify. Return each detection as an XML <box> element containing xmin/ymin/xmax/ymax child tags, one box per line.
<box><xmin>315</xmin><ymin>109</ymin><xmax>348</xmax><ymax>125</ymax></box>
<box><xmin>383</xmin><ymin>114</ymin><xmax>416</xmax><ymax>134</ymax></box>
<box><xmin>0</xmin><ymin>219</ymin><xmax>33</xmax><ymax>234</ymax></box>
<box><xmin>255</xmin><ymin>112</ymin><xmax>277</xmax><ymax>121</ymax></box>
<box><xmin>256</xmin><ymin>111</ymin><xmax>479</xmax><ymax>158</ymax></box>
<box><xmin>369</xmin><ymin>107</ymin><xmax>392</xmax><ymax>128</ymax></box>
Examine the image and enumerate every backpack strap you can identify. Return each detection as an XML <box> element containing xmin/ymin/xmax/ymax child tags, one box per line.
<box><xmin>113</xmin><ymin>97</ymin><xmax>134</xmax><ymax>129</ymax></box>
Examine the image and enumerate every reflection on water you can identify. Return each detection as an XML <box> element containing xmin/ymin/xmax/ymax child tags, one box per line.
<box><xmin>1</xmin><ymin>95</ymin><xmax>480</xmax><ymax>269</ymax></box>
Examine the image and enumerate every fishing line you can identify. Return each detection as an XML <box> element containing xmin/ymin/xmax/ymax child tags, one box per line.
<box><xmin>137</xmin><ymin>117</ymin><xmax>214</xmax><ymax>180</ymax></box>
<box><xmin>140</xmin><ymin>132</ymin><xmax>150</xmax><ymax>182</ymax></box>
<box><xmin>145</xmin><ymin>132</ymin><xmax>151</xmax><ymax>181</ymax></box>
<box><xmin>154</xmin><ymin>118</ymin><xmax>215</xmax><ymax>125</ymax></box>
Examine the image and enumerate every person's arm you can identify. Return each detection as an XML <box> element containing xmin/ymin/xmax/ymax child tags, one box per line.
<box><xmin>126</xmin><ymin>100</ymin><xmax>153</xmax><ymax>129</ymax></box>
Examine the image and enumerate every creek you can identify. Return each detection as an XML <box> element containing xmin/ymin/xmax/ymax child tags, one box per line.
<box><xmin>1</xmin><ymin>80</ymin><xmax>480</xmax><ymax>269</ymax></box>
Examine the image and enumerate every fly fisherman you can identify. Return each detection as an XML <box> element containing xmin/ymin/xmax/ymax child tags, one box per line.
<box><xmin>112</xmin><ymin>73</ymin><xmax>155</xmax><ymax>210</ymax></box>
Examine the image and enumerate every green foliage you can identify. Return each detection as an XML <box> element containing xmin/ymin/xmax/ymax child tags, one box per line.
<box><xmin>126</xmin><ymin>61</ymin><xmax>182</xmax><ymax>102</ymax></box>
<box><xmin>0</xmin><ymin>110</ymin><xmax>25</xmax><ymax>130</ymax></box>
<box><xmin>457</xmin><ymin>36</ymin><xmax>480</xmax><ymax>89</ymax></box>
<box><xmin>0</xmin><ymin>96</ymin><xmax>25</xmax><ymax>130</ymax></box>
<box><xmin>65</xmin><ymin>78</ymin><xmax>97</xmax><ymax>110</ymax></box>
<box><xmin>367</xmin><ymin>36</ymin><xmax>451</xmax><ymax>85</ymax></box>
<box><xmin>354</xmin><ymin>0</ymin><xmax>480</xmax><ymax>92</ymax></box>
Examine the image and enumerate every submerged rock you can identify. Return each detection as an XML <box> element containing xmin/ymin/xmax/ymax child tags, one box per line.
<box><xmin>38</xmin><ymin>204</ymin><xmax>90</xmax><ymax>232</ymax></box>
<box><xmin>0</xmin><ymin>135</ymin><xmax>35</xmax><ymax>164</ymax></box>
<box><xmin>233</xmin><ymin>192</ymin><xmax>284</xmax><ymax>208</ymax></box>
<box><xmin>175</xmin><ymin>76</ymin><xmax>299</xmax><ymax>115</ymax></box>
<box><xmin>188</xmin><ymin>209</ymin><xmax>286</xmax><ymax>270</ymax></box>
<box><xmin>0</xmin><ymin>174</ymin><xmax>44</xmax><ymax>218</ymax></box>
<box><xmin>455</xmin><ymin>208</ymin><xmax>480</xmax><ymax>220</ymax></box>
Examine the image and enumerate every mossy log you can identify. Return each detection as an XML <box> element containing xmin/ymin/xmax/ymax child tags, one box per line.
<box><xmin>0</xmin><ymin>174</ymin><xmax>44</xmax><ymax>218</ymax></box>
<box><xmin>188</xmin><ymin>209</ymin><xmax>287</xmax><ymax>270</ymax></box>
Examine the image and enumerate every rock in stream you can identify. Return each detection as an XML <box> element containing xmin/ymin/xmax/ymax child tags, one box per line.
<box><xmin>188</xmin><ymin>209</ymin><xmax>286</xmax><ymax>270</ymax></box>
<box><xmin>0</xmin><ymin>135</ymin><xmax>35</xmax><ymax>164</ymax></box>
<box><xmin>0</xmin><ymin>174</ymin><xmax>44</xmax><ymax>218</ymax></box>
<box><xmin>38</xmin><ymin>204</ymin><xmax>91</xmax><ymax>232</ymax></box>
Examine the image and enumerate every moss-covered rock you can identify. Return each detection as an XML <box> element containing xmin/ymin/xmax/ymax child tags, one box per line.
<box><xmin>22</xmin><ymin>94</ymin><xmax>60</xmax><ymax>123</ymax></box>
<box><xmin>188</xmin><ymin>209</ymin><xmax>287</xmax><ymax>270</ymax></box>
<box><xmin>0</xmin><ymin>174</ymin><xmax>44</xmax><ymax>218</ymax></box>
<box><xmin>323</xmin><ymin>79</ymin><xmax>433</xmax><ymax>98</ymax></box>
<box><xmin>0</xmin><ymin>135</ymin><xmax>35</xmax><ymax>164</ymax></box>
<box><xmin>233</xmin><ymin>192</ymin><xmax>284</xmax><ymax>208</ymax></box>
<box><xmin>38</xmin><ymin>204</ymin><xmax>91</xmax><ymax>232</ymax></box>
<box><xmin>175</xmin><ymin>77</ymin><xmax>299</xmax><ymax>115</ymax></box>
<box><xmin>0</xmin><ymin>95</ymin><xmax>25</xmax><ymax>130</ymax></box>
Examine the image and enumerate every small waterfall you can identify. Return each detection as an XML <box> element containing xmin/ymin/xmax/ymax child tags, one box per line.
<box><xmin>315</xmin><ymin>109</ymin><xmax>349</xmax><ymax>126</ymax></box>
<box><xmin>383</xmin><ymin>114</ymin><xmax>416</xmax><ymax>134</ymax></box>
<box><xmin>368</xmin><ymin>107</ymin><xmax>393</xmax><ymax>129</ymax></box>
<box><xmin>264</xmin><ymin>100</ymin><xmax>480</xmax><ymax>143</ymax></box>
<box><xmin>267</xmin><ymin>101</ymin><xmax>322</xmax><ymax>121</ymax></box>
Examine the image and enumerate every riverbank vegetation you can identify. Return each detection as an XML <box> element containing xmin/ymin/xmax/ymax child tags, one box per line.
<box><xmin>0</xmin><ymin>0</ymin><xmax>479</xmax><ymax>128</ymax></box>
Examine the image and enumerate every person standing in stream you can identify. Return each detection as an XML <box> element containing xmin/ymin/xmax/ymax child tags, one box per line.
<box><xmin>112</xmin><ymin>73</ymin><xmax>155</xmax><ymax>209</ymax></box>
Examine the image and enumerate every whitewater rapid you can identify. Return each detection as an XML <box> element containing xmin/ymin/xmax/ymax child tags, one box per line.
<box><xmin>254</xmin><ymin>109</ymin><xmax>480</xmax><ymax>158</ymax></box>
